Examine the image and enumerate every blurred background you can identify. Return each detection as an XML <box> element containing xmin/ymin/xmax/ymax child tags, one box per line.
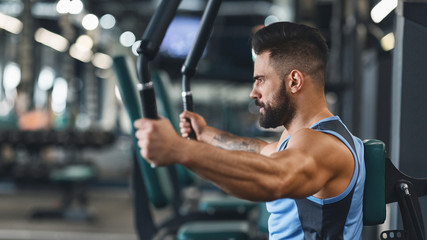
<box><xmin>0</xmin><ymin>0</ymin><xmax>425</xmax><ymax>239</ymax></box>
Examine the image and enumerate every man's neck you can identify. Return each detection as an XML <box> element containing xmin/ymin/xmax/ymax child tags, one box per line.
<box><xmin>284</xmin><ymin>107</ymin><xmax>333</xmax><ymax>136</ymax></box>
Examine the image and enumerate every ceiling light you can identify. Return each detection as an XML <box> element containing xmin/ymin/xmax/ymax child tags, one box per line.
<box><xmin>0</xmin><ymin>12</ymin><xmax>23</xmax><ymax>34</ymax></box>
<box><xmin>264</xmin><ymin>15</ymin><xmax>279</xmax><ymax>26</ymax></box>
<box><xmin>69</xmin><ymin>0</ymin><xmax>83</xmax><ymax>15</ymax></box>
<box><xmin>132</xmin><ymin>40</ymin><xmax>141</xmax><ymax>56</ymax></box>
<box><xmin>3</xmin><ymin>62</ymin><xmax>21</xmax><ymax>90</ymax></box>
<box><xmin>100</xmin><ymin>14</ymin><xmax>116</xmax><ymax>29</ymax></box>
<box><xmin>92</xmin><ymin>52</ymin><xmax>112</xmax><ymax>69</ymax></box>
<box><xmin>69</xmin><ymin>44</ymin><xmax>93</xmax><ymax>62</ymax></box>
<box><xmin>37</xmin><ymin>66</ymin><xmax>55</xmax><ymax>91</ymax></box>
<box><xmin>35</xmin><ymin>28</ymin><xmax>69</xmax><ymax>52</ymax></box>
<box><xmin>56</xmin><ymin>0</ymin><xmax>68</xmax><ymax>14</ymax></box>
<box><xmin>82</xmin><ymin>14</ymin><xmax>99</xmax><ymax>31</ymax></box>
<box><xmin>56</xmin><ymin>0</ymin><xmax>83</xmax><ymax>15</ymax></box>
<box><xmin>75</xmin><ymin>35</ymin><xmax>93</xmax><ymax>51</ymax></box>
<box><xmin>380</xmin><ymin>32</ymin><xmax>395</xmax><ymax>51</ymax></box>
<box><xmin>51</xmin><ymin>77</ymin><xmax>68</xmax><ymax>114</ymax></box>
<box><xmin>120</xmin><ymin>31</ymin><xmax>136</xmax><ymax>47</ymax></box>
<box><xmin>371</xmin><ymin>0</ymin><xmax>398</xmax><ymax>23</ymax></box>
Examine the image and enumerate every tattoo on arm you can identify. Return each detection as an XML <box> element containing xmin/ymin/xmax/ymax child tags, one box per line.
<box><xmin>213</xmin><ymin>132</ymin><xmax>262</xmax><ymax>152</ymax></box>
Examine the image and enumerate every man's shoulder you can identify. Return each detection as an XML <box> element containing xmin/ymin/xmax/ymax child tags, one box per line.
<box><xmin>287</xmin><ymin>128</ymin><xmax>354</xmax><ymax>167</ymax></box>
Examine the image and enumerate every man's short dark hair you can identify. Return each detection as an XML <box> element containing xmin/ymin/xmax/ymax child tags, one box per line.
<box><xmin>252</xmin><ymin>22</ymin><xmax>328</xmax><ymax>87</ymax></box>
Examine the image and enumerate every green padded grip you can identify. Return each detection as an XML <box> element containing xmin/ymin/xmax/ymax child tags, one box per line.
<box><xmin>363</xmin><ymin>139</ymin><xmax>386</xmax><ymax>225</ymax></box>
<box><xmin>112</xmin><ymin>55</ymin><xmax>169</xmax><ymax>208</ymax></box>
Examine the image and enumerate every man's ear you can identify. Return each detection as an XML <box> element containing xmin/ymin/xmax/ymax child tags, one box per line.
<box><xmin>288</xmin><ymin>70</ymin><xmax>303</xmax><ymax>93</ymax></box>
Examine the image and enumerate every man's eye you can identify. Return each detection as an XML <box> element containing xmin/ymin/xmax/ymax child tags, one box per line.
<box><xmin>253</xmin><ymin>77</ymin><xmax>265</xmax><ymax>84</ymax></box>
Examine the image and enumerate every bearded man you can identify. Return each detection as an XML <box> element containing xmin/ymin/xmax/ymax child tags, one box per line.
<box><xmin>134</xmin><ymin>21</ymin><xmax>366</xmax><ymax>240</ymax></box>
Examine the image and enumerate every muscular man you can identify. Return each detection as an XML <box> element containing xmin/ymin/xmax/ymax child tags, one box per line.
<box><xmin>134</xmin><ymin>22</ymin><xmax>365</xmax><ymax>239</ymax></box>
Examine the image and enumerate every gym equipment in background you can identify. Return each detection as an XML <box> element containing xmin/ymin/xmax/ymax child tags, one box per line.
<box><xmin>363</xmin><ymin>139</ymin><xmax>427</xmax><ymax>240</ymax></box>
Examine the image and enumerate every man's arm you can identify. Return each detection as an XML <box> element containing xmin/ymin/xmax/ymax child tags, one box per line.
<box><xmin>180</xmin><ymin>111</ymin><xmax>272</xmax><ymax>154</ymax></box>
<box><xmin>134</xmin><ymin>118</ymin><xmax>354</xmax><ymax>202</ymax></box>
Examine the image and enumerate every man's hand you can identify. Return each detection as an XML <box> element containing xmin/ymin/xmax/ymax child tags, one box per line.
<box><xmin>134</xmin><ymin>117</ymin><xmax>184</xmax><ymax>167</ymax></box>
<box><xmin>179</xmin><ymin>111</ymin><xmax>207</xmax><ymax>140</ymax></box>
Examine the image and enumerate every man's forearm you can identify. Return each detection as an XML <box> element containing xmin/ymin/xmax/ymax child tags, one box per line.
<box><xmin>199</xmin><ymin>126</ymin><xmax>267</xmax><ymax>153</ymax></box>
<box><xmin>177</xmin><ymin>139</ymin><xmax>283</xmax><ymax>201</ymax></box>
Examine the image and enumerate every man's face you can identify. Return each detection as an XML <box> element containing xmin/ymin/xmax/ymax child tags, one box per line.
<box><xmin>250</xmin><ymin>52</ymin><xmax>296</xmax><ymax>129</ymax></box>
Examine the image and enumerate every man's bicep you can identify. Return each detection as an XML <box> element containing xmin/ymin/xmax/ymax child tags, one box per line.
<box><xmin>266</xmin><ymin>148</ymin><xmax>331</xmax><ymax>199</ymax></box>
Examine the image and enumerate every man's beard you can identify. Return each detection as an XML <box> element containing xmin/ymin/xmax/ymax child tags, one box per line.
<box><xmin>255</xmin><ymin>83</ymin><xmax>296</xmax><ymax>129</ymax></box>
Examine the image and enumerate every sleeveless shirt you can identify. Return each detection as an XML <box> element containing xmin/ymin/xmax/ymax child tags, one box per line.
<box><xmin>266</xmin><ymin>116</ymin><xmax>365</xmax><ymax>240</ymax></box>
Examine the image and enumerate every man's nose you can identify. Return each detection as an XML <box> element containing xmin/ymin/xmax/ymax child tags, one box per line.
<box><xmin>249</xmin><ymin>87</ymin><xmax>260</xmax><ymax>99</ymax></box>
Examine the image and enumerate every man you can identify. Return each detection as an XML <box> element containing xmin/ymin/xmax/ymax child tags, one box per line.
<box><xmin>134</xmin><ymin>22</ymin><xmax>365</xmax><ymax>239</ymax></box>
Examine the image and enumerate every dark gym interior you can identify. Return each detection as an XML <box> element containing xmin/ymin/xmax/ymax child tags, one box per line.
<box><xmin>0</xmin><ymin>0</ymin><xmax>426</xmax><ymax>239</ymax></box>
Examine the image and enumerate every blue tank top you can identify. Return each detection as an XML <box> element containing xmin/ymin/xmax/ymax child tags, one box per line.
<box><xmin>266</xmin><ymin>116</ymin><xmax>365</xmax><ymax>240</ymax></box>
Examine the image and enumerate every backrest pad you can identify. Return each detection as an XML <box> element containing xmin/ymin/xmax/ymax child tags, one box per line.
<box><xmin>363</xmin><ymin>139</ymin><xmax>386</xmax><ymax>225</ymax></box>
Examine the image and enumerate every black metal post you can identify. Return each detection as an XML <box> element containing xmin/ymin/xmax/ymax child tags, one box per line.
<box><xmin>181</xmin><ymin>0</ymin><xmax>222</xmax><ymax>139</ymax></box>
<box><xmin>137</xmin><ymin>0</ymin><xmax>182</xmax><ymax>119</ymax></box>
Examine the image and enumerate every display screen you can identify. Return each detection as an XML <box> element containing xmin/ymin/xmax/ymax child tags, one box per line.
<box><xmin>159</xmin><ymin>16</ymin><xmax>202</xmax><ymax>59</ymax></box>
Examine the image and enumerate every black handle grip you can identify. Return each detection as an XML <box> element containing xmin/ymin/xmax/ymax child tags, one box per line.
<box><xmin>182</xmin><ymin>94</ymin><xmax>194</xmax><ymax>112</ymax></box>
<box><xmin>182</xmin><ymin>93</ymin><xmax>196</xmax><ymax>139</ymax></box>
<box><xmin>140</xmin><ymin>87</ymin><xmax>158</xmax><ymax>119</ymax></box>
<box><xmin>187</xmin><ymin>125</ymin><xmax>197</xmax><ymax>140</ymax></box>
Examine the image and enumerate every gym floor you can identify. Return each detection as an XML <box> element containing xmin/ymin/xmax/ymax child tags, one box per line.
<box><xmin>0</xmin><ymin>188</ymin><xmax>139</xmax><ymax>240</ymax></box>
